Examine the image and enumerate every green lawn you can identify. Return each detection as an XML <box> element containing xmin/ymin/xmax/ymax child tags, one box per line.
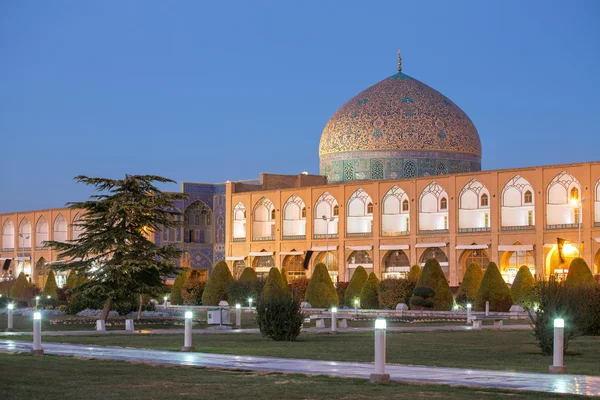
<box><xmin>0</xmin><ymin>353</ymin><xmax>586</xmax><ymax>400</ymax></box>
<box><xmin>6</xmin><ymin>330</ymin><xmax>600</xmax><ymax>376</ymax></box>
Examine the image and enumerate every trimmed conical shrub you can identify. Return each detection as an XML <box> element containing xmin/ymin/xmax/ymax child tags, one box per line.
<box><xmin>565</xmin><ymin>257</ymin><xmax>596</xmax><ymax>288</ymax></box>
<box><xmin>201</xmin><ymin>261</ymin><xmax>234</xmax><ymax>305</ymax></box>
<box><xmin>170</xmin><ymin>270</ymin><xmax>187</xmax><ymax>305</ymax></box>
<box><xmin>360</xmin><ymin>272</ymin><xmax>380</xmax><ymax>309</ymax></box>
<box><xmin>410</xmin><ymin>258</ymin><xmax>453</xmax><ymax>310</ymax></box>
<box><xmin>475</xmin><ymin>262</ymin><xmax>513</xmax><ymax>312</ymax></box>
<box><xmin>281</xmin><ymin>266</ymin><xmax>289</xmax><ymax>287</ymax></box>
<box><xmin>456</xmin><ymin>262</ymin><xmax>484</xmax><ymax>306</ymax></box>
<box><xmin>239</xmin><ymin>267</ymin><xmax>258</xmax><ymax>283</ymax></box>
<box><xmin>9</xmin><ymin>272</ymin><xmax>29</xmax><ymax>300</ymax></box>
<box><xmin>262</xmin><ymin>267</ymin><xmax>290</xmax><ymax>301</ymax></box>
<box><xmin>66</xmin><ymin>271</ymin><xmax>78</xmax><ymax>289</ymax></box>
<box><xmin>305</xmin><ymin>263</ymin><xmax>338</xmax><ymax>308</ymax></box>
<box><xmin>511</xmin><ymin>265</ymin><xmax>536</xmax><ymax>309</ymax></box>
<box><xmin>344</xmin><ymin>265</ymin><xmax>368</xmax><ymax>306</ymax></box>
<box><xmin>408</xmin><ymin>264</ymin><xmax>422</xmax><ymax>283</ymax></box>
<box><xmin>42</xmin><ymin>270</ymin><xmax>58</xmax><ymax>300</ymax></box>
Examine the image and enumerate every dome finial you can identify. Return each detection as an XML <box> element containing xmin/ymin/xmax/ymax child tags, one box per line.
<box><xmin>397</xmin><ymin>49</ymin><xmax>402</xmax><ymax>73</ymax></box>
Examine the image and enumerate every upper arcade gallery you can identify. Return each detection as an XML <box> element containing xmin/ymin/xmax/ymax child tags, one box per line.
<box><xmin>225</xmin><ymin>163</ymin><xmax>600</xmax><ymax>286</ymax></box>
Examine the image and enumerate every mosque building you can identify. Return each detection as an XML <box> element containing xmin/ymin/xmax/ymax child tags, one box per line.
<box><xmin>1</xmin><ymin>53</ymin><xmax>599</xmax><ymax>287</ymax></box>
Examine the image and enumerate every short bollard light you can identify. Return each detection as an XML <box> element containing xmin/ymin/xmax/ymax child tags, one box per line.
<box><xmin>6</xmin><ymin>303</ymin><xmax>14</xmax><ymax>332</ymax></box>
<box><xmin>466</xmin><ymin>303</ymin><xmax>472</xmax><ymax>323</ymax></box>
<box><xmin>163</xmin><ymin>296</ymin><xmax>169</xmax><ymax>310</ymax></box>
<box><xmin>354</xmin><ymin>299</ymin><xmax>359</xmax><ymax>315</ymax></box>
<box><xmin>331</xmin><ymin>307</ymin><xmax>338</xmax><ymax>333</ymax></box>
<box><xmin>370</xmin><ymin>318</ymin><xmax>390</xmax><ymax>383</ymax></box>
<box><xmin>35</xmin><ymin>296</ymin><xmax>40</xmax><ymax>308</ymax></box>
<box><xmin>485</xmin><ymin>301</ymin><xmax>490</xmax><ymax>316</ymax></box>
<box><xmin>47</xmin><ymin>295</ymin><xmax>51</xmax><ymax>300</ymax></box>
<box><xmin>235</xmin><ymin>303</ymin><xmax>242</xmax><ymax>327</ymax></box>
<box><xmin>181</xmin><ymin>311</ymin><xmax>195</xmax><ymax>352</ymax></box>
<box><xmin>248</xmin><ymin>297</ymin><xmax>253</xmax><ymax>311</ymax></box>
<box><xmin>549</xmin><ymin>318</ymin><xmax>567</xmax><ymax>374</ymax></box>
<box><xmin>31</xmin><ymin>311</ymin><xmax>44</xmax><ymax>356</ymax></box>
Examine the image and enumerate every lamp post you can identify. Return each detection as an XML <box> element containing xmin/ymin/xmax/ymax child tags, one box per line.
<box><xmin>549</xmin><ymin>318</ymin><xmax>567</xmax><ymax>374</ymax></box>
<box><xmin>330</xmin><ymin>307</ymin><xmax>338</xmax><ymax>334</ymax></box>
<box><xmin>31</xmin><ymin>311</ymin><xmax>44</xmax><ymax>356</ymax></box>
<box><xmin>235</xmin><ymin>304</ymin><xmax>241</xmax><ymax>327</ymax></box>
<box><xmin>181</xmin><ymin>311</ymin><xmax>195</xmax><ymax>352</ymax></box>
<box><xmin>6</xmin><ymin>303</ymin><xmax>14</xmax><ymax>332</ymax></box>
<box><xmin>370</xmin><ymin>319</ymin><xmax>390</xmax><ymax>383</ymax></box>
<box><xmin>248</xmin><ymin>297</ymin><xmax>253</xmax><ymax>311</ymax></box>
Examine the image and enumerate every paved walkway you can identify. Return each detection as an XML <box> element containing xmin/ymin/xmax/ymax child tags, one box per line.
<box><xmin>0</xmin><ymin>324</ymin><xmax>531</xmax><ymax>336</ymax></box>
<box><xmin>1</xmin><ymin>339</ymin><xmax>598</xmax><ymax>396</ymax></box>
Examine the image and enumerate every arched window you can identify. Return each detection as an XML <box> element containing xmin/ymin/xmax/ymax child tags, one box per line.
<box><xmin>2</xmin><ymin>219</ymin><xmax>15</xmax><ymax>249</ymax></box>
<box><xmin>570</xmin><ymin>187</ymin><xmax>579</xmax><ymax>201</ymax></box>
<box><xmin>333</xmin><ymin>205</ymin><xmax>339</xmax><ymax>216</ymax></box>
<box><xmin>313</xmin><ymin>192</ymin><xmax>339</xmax><ymax>238</ymax></box>
<box><xmin>301</xmin><ymin>207</ymin><xmax>306</xmax><ymax>218</ymax></box>
<box><xmin>367</xmin><ymin>202</ymin><xmax>374</xmax><ymax>214</ymax></box>
<box><xmin>36</xmin><ymin>216</ymin><xmax>49</xmax><ymax>247</ymax></box>
<box><xmin>440</xmin><ymin>197</ymin><xmax>448</xmax><ymax>210</ymax></box>
<box><xmin>480</xmin><ymin>193</ymin><xmax>488</xmax><ymax>207</ymax></box>
<box><xmin>233</xmin><ymin>203</ymin><xmax>247</xmax><ymax>240</ymax></box>
<box><xmin>547</xmin><ymin>171</ymin><xmax>581</xmax><ymax>227</ymax></box>
<box><xmin>524</xmin><ymin>190</ymin><xmax>533</xmax><ymax>204</ymax></box>
<box><xmin>271</xmin><ymin>209</ymin><xmax>276</xmax><ymax>220</ymax></box>
<box><xmin>283</xmin><ymin>194</ymin><xmax>306</xmax><ymax>238</ymax></box>
<box><xmin>53</xmin><ymin>214</ymin><xmax>67</xmax><ymax>243</ymax></box>
<box><xmin>402</xmin><ymin>199</ymin><xmax>409</xmax><ymax>212</ymax></box>
<box><xmin>184</xmin><ymin>201</ymin><xmax>212</xmax><ymax>243</ymax></box>
<box><xmin>347</xmin><ymin>188</ymin><xmax>373</xmax><ymax>235</ymax></box>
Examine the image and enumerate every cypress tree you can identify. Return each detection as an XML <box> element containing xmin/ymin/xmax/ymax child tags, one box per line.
<box><xmin>9</xmin><ymin>272</ymin><xmax>29</xmax><ymax>300</ymax></box>
<box><xmin>262</xmin><ymin>267</ymin><xmax>290</xmax><ymax>301</ymax></box>
<box><xmin>359</xmin><ymin>272</ymin><xmax>380</xmax><ymax>309</ymax></box>
<box><xmin>510</xmin><ymin>265</ymin><xmax>536</xmax><ymax>309</ymax></box>
<box><xmin>475</xmin><ymin>262</ymin><xmax>513</xmax><ymax>312</ymax></box>
<box><xmin>344</xmin><ymin>265</ymin><xmax>368</xmax><ymax>306</ymax></box>
<box><xmin>201</xmin><ymin>261</ymin><xmax>234</xmax><ymax>305</ymax></box>
<box><xmin>565</xmin><ymin>257</ymin><xmax>596</xmax><ymax>288</ymax></box>
<box><xmin>42</xmin><ymin>269</ymin><xmax>59</xmax><ymax>300</ymax></box>
<box><xmin>407</xmin><ymin>264</ymin><xmax>422</xmax><ymax>283</ymax></box>
<box><xmin>305</xmin><ymin>263</ymin><xmax>339</xmax><ymax>308</ymax></box>
<box><xmin>239</xmin><ymin>267</ymin><xmax>258</xmax><ymax>283</ymax></box>
<box><xmin>410</xmin><ymin>258</ymin><xmax>453</xmax><ymax>311</ymax></box>
<box><xmin>456</xmin><ymin>262</ymin><xmax>484</xmax><ymax>306</ymax></box>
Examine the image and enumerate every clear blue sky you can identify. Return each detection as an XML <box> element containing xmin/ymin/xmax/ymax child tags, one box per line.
<box><xmin>1</xmin><ymin>0</ymin><xmax>599</xmax><ymax>212</ymax></box>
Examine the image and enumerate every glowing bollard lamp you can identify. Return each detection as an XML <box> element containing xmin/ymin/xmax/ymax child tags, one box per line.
<box><xmin>354</xmin><ymin>299</ymin><xmax>359</xmax><ymax>316</ymax></box>
<box><xmin>35</xmin><ymin>296</ymin><xmax>40</xmax><ymax>308</ymax></box>
<box><xmin>181</xmin><ymin>311</ymin><xmax>195</xmax><ymax>352</ymax></box>
<box><xmin>549</xmin><ymin>318</ymin><xmax>567</xmax><ymax>374</ymax></box>
<box><xmin>370</xmin><ymin>318</ymin><xmax>390</xmax><ymax>383</ymax></box>
<box><xmin>485</xmin><ymin>301</ymin><xmax>490</xmax><ymax>316</ymax></box>
<box><xmin>248</xmin><ymin>297</ymin><xmax>253</xmax><ymax>311</ymax></box>
<box><xmin>235</xmin><ymin>304</ymin><xmax>242</xmax><ymax>327</ymax></box>
<box><xmin>466</xmin><ymin>303</ymin><xmax>472</xmax><ymax>323</ymax></box>
<box><xmin>163</xmin><ymin>296</ymin><xmax>169</xmax><ymax>310</ymax></box>
<box><xmin>6</xmin><ymin>303</ymin><xmax>14</xmax><ymax>332</ymax></box>
<box><xmin>31</xmin><ymin>312</ymin><xmax>44</xmax><ymax>356</ymax></box>
<box><xmin>330</xmin><ymin>307</ymin><xmax>338</xmax><ymax>334</ymax></box>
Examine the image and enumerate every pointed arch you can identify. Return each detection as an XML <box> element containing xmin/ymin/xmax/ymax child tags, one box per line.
<box><xmin>71</xmin><ymin>213</ymin><xmax>84</xmax><ymax>241</ymax></box>
<box><xmin>2</xmin><ymin>219</ymin><xmax>15</xmax><ymax>249</ymax></box>
<box><xmin>595</xmin><ymin>179</ymin><xmax>600</xmax><ymax>226</ymax></box>
<box><xmin>419</xmin><ymin>182</ymin><xmax>449</xmax><ymax>233</ymax></box>
<box><xmin>347</xmin><ymin>188</ymin><xmax>373</xmax><ymax>235</ymax></box>
<box><xmin>381</xmin><ymin>186</ymin><xmax>410</xmax><ymax>235</ymax></box>
<box><xmin>458</xmin><ymin>179</ymin><xmax>490</xmax><ymax>232</ymax></box>
<box><xmin>314</xmin><ymin>192</ymin><xmax>339</xmax><ymax>238</ymax></box>
<box><xmin>547</xmin><ymin>171</ymin><xmax>581</xmax><ymax>227</ymax></box>
<box><xmin>18</xmin><ymin>218</ymin><xmax>32</xmax><ymax>248</ymax></box>
<box><xmin>233</xmin><ymin>202</ymin><xmax>247</xmax><ymax>240</ymax></box>
<box><xmin>36</xmin><ymin>216</ymin><xmax>49</xmax><ymax>247</ymax></box>
<box><xmin>184</xmin><ymin>200</ymin><xmax>212</xmax><ymax>243</ymax></box>
<box><xmin>252</xmin><ymin>197</ymin><xmax>275</xmax><ymax>240</ymax></box>
<box><xmin>53</xmin><ymin>214</ymin><xmax>67</xmax><ymax>242</ymax></box>
<box><xmin>283</xmin><ymin>194</ymin><xmax>306</xmax><ymax>238</ymax></box>
<box><xmin>501</xmin><ymin>175</ymin><xmax>535</xmax><ymax>229</ymax></box>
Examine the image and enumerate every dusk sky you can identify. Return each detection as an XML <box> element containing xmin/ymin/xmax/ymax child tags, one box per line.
<box><xmin>1</xmin><ymin>0</ymin><xmax>599</xmax><ymax>213</ymax></box>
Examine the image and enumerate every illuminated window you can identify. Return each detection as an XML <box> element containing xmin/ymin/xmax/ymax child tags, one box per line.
<box><xmin>402</xmin><ymin>199</ymin><xmax>409</xmax><ymax>212</ymax></box>
<box><xmin>271</xmin><ymin>209</ymin><xmax>276</xmax><ymax>220</ymax></box>
<box><xmin>440</xmin><ymin>197</ymin><xmax>448</xmax><ymax>210</ymax></box>
<box><xmin>367</xmin><ymin>202</ymin><xmax>374</xmax><ymax>214</ymax></box>
<box><xmin>570</xmin><ymin>187</ymin><xmax>579</xmax><ymax>201</ymax></box>
<box><xmin>333</xmin><ymin>205</ymin><xmax>339</xmax><ymax>216</ymax></box>
<box><xmin>443</xmin><ymin>215</ymin><xmax>448</xmax><ymax>230</ymax></box>
<box><xmin>574</xmin><ymin>207</ymin><xmax>580</xmax><ymax>224</ymax></box>
<box><xmin>484</xmin><ymin>213</ymin><xmax>489</xmax><ymax>228</ymax></box>
<box><xmin>527</xmin><ymin>210</ymin><xmax>533</xmax><ymax>226</ymax></box>
<box><xmin>301</xmin><ymin>207</ymin><xmax>306</xmax><ymax>218</ymax></box>
<box><xmin>524</xmin><ymin>190</ymin><xmax>533</xmax><ymax>204</ymax></box>
<box><xmin>480</xmin><ymin>193</ymin><xmax>489</xmax><ymax>207</ymax></box>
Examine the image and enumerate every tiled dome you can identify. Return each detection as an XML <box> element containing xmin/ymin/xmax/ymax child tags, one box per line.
<box><xmin>319</xmin><ymin>69</ymin><xmax>482</xmax><ymax>182</ymax></box>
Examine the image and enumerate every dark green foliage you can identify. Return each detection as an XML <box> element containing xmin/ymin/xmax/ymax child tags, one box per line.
<box><xmin>42</xmin><ymin>270</ymin><xmax>59</xmax><ymax>300</ymax></box>
<box><xmin>573</xmin><ymin>286</ymin><xmax>600</xmax><ymax>336</ymax></box>
<box><xmin>475</xmin><ymin>262</ymin><xmax>513</xmax><ymax>312</ymax></box>
<box><xmin>201</xmin><ymin>261</ymin><xmax>233</xmax><ymax>305</ymax></box>
<box><xmin>565</xmin><ymin>257</ymin><xmax>596</xmax><ymax>288</ymax></box>
<box><xmin>359</xmin><ymin>272</ymin><xmax>379</xmax><ymax>309</ymax></box>
<box><xmin>344</xmin><ymin>266</ymin><xmax>368</xmax><ymax>307</ymax></box>
<box><xmin>66</xmin><ymin>291</ymin><xmax>106</xmax><ymax>314</ymax></box>
<box><xmin>256</xmin><ymin>296</ymin><xmax>304</xmax><ymax>341</ymax></box>
<box><xmin>305</xmin><ymin>263</ymin><xmax>339</xmax><ymax>308</ymax></box>
<box><xmin>511</xmin><ymin>266</ymin><xmax>536</xmax><ymax>309</ymax></box>
<box><xmin>227</xmin><ymin>279</ymin><xmax>263</xmax><ymax>306</ymax></box>
<box><xmin>289</xmin><ymin>277</ymin><xmax>310</xmax><ymax>302</ymax></box>
<box><xmin>45</xmin><ymin>175</ymin><xmax>187</xmax><ymax>320</ymax></box>
<box><xmin>181</xmin><ymin>279</ymin><xmax>206</xmax><ymax>305</ymax></box>
<box><xmin>378</xmin><ymin>279</ymin><xmax>415</xmax><ymax>309</ymax></box>
<box><xmin>239</xmin><ymin>267</ymin><xmax>258</xmax><ymax>283</ymax></box>
<box><xmin>9</xmin><ymin>272</ymin><xmax>29</xmax><ymax>300</ymax></box>
<box><xmin>336</xmin><ymin>282</ymin><xmax>349</xmax><ymax>306</ymax></box>
<box><xmin>408</xmin><ymin>265</ymin><xmax>422</xmax><ymax>283</ymax></box>
<box><xmin>456</xmin><ymin>262</ymin><xmax>483</xmax><ymax>306</ymax></box>
<box><xmin>410</xmin><ymin>258</ymin><xmax>453</xmax><ymax>311</ymax></box>
<box><xmin>262</xmin><ymin>267</ymin><xmax>290</xmax><ymax>302</ymax></box>
<box><xmin>410</xmin><ymin>286</ymin><xmax>436</xmax><ymax>309</ymax></box>
<box><xmin>170</xmin><ymin>271</ymin><xmax>187</xmax><ymax>305</ymax></box>
<box><xmin>531</xmin><ymin>278</ymin><xmax>577</xmax><ymax>355</ymax></box>
<box><xmin>66</xmin><ymin>272</ymin><xmax>78</xmax><ymax>290</ymax></box>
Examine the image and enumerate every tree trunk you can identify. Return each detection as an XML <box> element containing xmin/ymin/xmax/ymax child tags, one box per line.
<box><xmin>99</xmin><ymin>298</ymin><xmax>112</xmax><ymax>322</ymax></box>
<box><xmin>137</xmin><ymin>294</ymin><xmax>143</xmax><ymax>320</ymax></box>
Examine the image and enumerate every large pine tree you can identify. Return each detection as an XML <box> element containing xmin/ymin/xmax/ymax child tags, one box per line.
<box><xmin>46</xmin><ymin>175</ymin><xmax>186</xmax><ymax>321</ymax></box>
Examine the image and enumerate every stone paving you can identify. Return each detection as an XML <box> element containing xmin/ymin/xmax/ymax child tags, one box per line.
<box><xmin>1</xmin><ymin>339</ymin><xmax>599</xmax><ymax>396</ymax></box>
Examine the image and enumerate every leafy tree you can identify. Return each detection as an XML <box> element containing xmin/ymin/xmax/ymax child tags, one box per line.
<box><xmin>511</xmin><ymin>265</ymin><xmax>536</xmax><ymax>309</ymax></box>
<box><xmin>344</xmin><ymin>266</ymin><xmax>368</xmax><ymax>307</ymax></box>
<box><xmin>201</xmin><ymin>261</ymin><xmax>233</xmax><ymax>305</ymax></box>
<box><xmin>42</xmin><ymin>270</ymin><xmax>59</xmax><ymax>300</ymax></box>
<box><xmin>305</xmin><ymin>263</ymin><xmax>338</xmax><ymax>308</ymax></box>
<box><xmin>475</xmin><ymin>262</ymin><xmax>513</xmax><ymax>312</ymax></box>
<box><xmin>46</xmin><ymin>175</ymin><xmax>186</xmax><ymax>321</ymax></box>
<box><xmin>360</xmin><ymin>272</ymin><xmax>380</xmax><ymax>309</ymax></box>
<box><xmin>407</xmin><ymin>264</ymin><xmax>422</xmax><ymax>283</ymax></box>
<box><xmin>565</xmin><ymin>257</ymin><xmax>596</xmax><ymax>288</ymax></box>
<box><xmin>9</xmin><ymin>272</ymin><xmax>29</xmax><ymax>300</ymax></box>
<box><xmin>410</xmin><ymin>258</ymin><xmax>453</xmax><ymax>310</ymax></box>
<box><xmin>456</xmin><ymin>262</ymin><xmax>484</xmax><ymax>306</ymax></box>
<box><xmin>256</xmin><ymin>296</ymin><xmax>304</xmax><ymax>341</ymax></box>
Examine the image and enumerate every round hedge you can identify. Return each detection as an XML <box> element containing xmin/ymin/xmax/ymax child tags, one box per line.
<box><xmin>510</xmin><ymin>265</ymin><xmax>535</xmax><ymax>309</ymax></box>
<box><xmin>565</xmin><ymin>257</ymin><xmax>596</xmax><ymax>288</ymax></box>
<box><xmin>475</xmin><ymin>262</ymin><xmax>513</xmax><ymax>312</ymax></box>
<box><xmin>305</xmin><ymin>263</ymin><xmax>338</xmax><ymax>308</ymax></box>
<box><xmin>239</xmin><ymin>267</ymin><xmax>259</xmax><ymax>283</ymax></box>
<box><xmin>201</xmin><ymin>261</ymin><xmax>233</xmax><ymax>305</ymax></box>
<box><xmin>344</xmin><ymin>265</ymin><xmax>368</xmax><ymax>307</ymax></box>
